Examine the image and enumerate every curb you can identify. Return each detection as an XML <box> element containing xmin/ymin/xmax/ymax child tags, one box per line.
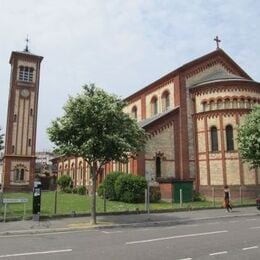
<box><xmin>0</xmin><ymin>210</ymin><xmax>259</xmax><ymax>236</ymax></box>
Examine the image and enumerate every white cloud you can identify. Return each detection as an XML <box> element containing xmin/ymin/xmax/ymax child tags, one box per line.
<box><xmin>0</xmin><ymin>0</ymin><xmax>260</xmax><ymax>150</ymax></box>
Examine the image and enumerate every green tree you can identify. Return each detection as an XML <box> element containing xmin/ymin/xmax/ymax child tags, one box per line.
<box><xmin>57</xmin><ymin>175</ymin><xmax>72</xmax><ymax>191</ymax></box>
<box><xmin>237</xmin><ymin>105</ymin><xmax>260</xmax><ymax>169</ymax></box>
<box><xmin>47</xmin><ymin>84</ymin><xmax>146</xmax><ymax>224</ymax></box>
<box><xmin>0</xmin><ymin>127</ymin><xmax>4</xmax><ymax>151</ymax></box>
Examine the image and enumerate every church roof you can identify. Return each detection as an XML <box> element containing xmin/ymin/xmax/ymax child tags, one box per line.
<box><xmin>138</xmin><ymin>107</ymin><xmax>179</xmax><ymax>128</ymax></box>
<box><xmin>189</xmin><ymin>68</ymin><xmax>256</xmax><ymax>88</ymax></box>
<box><xmin>125</xmin><ymin>48</ymin><xmax>252</xmax><ymax>101</ymax></box>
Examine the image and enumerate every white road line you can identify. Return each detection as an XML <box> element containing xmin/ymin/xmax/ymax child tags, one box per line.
<box><xmin>177</xmin><ymin>258</ymin><xmax>192</xmax><ymax>260</ymax></box>
<box><xmin>242</xmin><ymin>246</ymin><xmax>258</xmax><ymax>251</ymax></box>
<box><xmin>209</xmin><ymin>251</ymin><xmax>227</xmax><ymax>256</ymax></box>
<box><xmin>0</xmin><ymin>249</ymin><xmax>72</xmax><ymax>258</ymax></box>
<box><xmin>249</xmin><ymin>226</ymin><xmax>260</xmax><ymax>230</ymax></box>
<box><xmin>245</xmin><ymin>218</ymin><xmax>257</xmax><ymax>221</ymax></box>
<box><xmin>126</xmin><ymin>230</ymin><xmax>228</xmax><ymax>245</ymax></box>
<box><xmin>102</xmin><ymin>231</ymin><xmax>123</xmax><ymax>234</ymax></box>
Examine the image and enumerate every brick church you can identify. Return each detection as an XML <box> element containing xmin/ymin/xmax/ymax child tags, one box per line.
<box><xmin>54</xmin><ymin>43</ymin><xmax>260</xmax><ymax>200</ymax></box>
<box><xmin>3</xmin><ymin>40</ymin><xmax>260</xmax><ymax>199</ymax></box>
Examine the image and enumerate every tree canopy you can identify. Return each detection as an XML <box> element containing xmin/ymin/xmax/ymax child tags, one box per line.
<box><xmin>47</xmin><ymin>84</ymin><xmax>146</xmax><ymax>224</ymax></box>
<box><xmin>237</xmin><ymin>105</ymin><xmax>260</xmax><ymax>169</ymax></box>
<box><xmin>0</xmin><ymin>127</ymin><xmax>4</xmax><ymax>151</ymax></box>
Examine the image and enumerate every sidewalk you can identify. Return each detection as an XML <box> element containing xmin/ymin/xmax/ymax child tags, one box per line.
<box><xmin>0</xmin><ymin>206</ymin><xmax>259</xmax><ymax>236</ymax></box>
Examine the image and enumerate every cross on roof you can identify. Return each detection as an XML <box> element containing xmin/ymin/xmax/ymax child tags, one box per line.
<box><xmin>214</xmin><ymin>36</ymin><xmax>221</xmax><ymax>49</ymax></box>
<box><xmin>24</xmin><ymin>35</ymin><xmax>29</xmax><ymax>52</ymax></box>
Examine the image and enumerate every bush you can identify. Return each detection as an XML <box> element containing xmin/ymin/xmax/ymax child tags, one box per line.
<box><xmin>115</xmin><ymin>174</ymin><xmax>147</xmax><ymax>203</ymax></box>
<box><xmin>63</xmin><ymin>187</ymin><xmax>72</xmax><ymax>193</ymax></box>
<box><xmin>77</xmin><ymin>186</ymin><xmax>86</xmax><ymax>195</ymax></box>
<box><xmin>97</xmin><ymin>183</ymin><xmax>104</xmax><ymax>197</ymax></box>
<box><xmin>193</xmin><ymin>191</ymin><xmax>206</xmax><ymax>202</ymax></box>
<box><xmin>57</xmin><ymin>175</ymin><xmax>72</xmax><ymax>191</ymax></box>
<box><xmin>101</xmin><ymin>171</ymin><xmax>123</xmax><ymax>200</ymax></box>
<box><xmin>149</xmin><ymin>186</ymin><xmax>161</xmax><ymax>202</ymax></box>
<box><xmin>72</xmin><ymin>187</ymin><xmax>78</xmax><ymax>194</ymax></box>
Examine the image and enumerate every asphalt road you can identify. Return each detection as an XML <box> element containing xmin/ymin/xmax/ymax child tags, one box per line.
<box><xmin>0</xmin><ymin>214</ymin><xmax>260</xmax><ymax>259</ymax></box>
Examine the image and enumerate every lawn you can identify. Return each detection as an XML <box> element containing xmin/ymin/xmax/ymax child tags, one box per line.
<box><xmin>0</xmin><ymin>191</ymin><xmax>255</xmax><ymax>220</ymax></box>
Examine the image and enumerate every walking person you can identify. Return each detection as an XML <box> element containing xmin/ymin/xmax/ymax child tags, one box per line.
<box><xmin>224</xmin><ymin>185</ymin><xmax>232</xmax><ymax>212</ymax></box>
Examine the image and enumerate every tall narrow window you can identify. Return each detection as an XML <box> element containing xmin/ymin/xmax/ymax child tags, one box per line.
<box><xmin>202</xmin><ymin>101</ymin><xmax>207</xmax><ymax>112</ymax></box>
<box><xmin>217</xmin><ymin>99</ymin><xmax>222</xmax><ymax>109</ymax></box>
<box><xmin>15</xmin><ymin>168</ymin><xmax>25</xmax><ymax>181</ymax></box>
<box><xmin>224</xmin><ymin>98</ymin><xmax>231</xmax><ymax>109</ymax></box>
<box><xmin>210</xmin><ymin>126</ymin><xmax>218</xmax><ymax>152</ymax></box>
<box><xmin>162</xmin><ymin>91</ymin><xmax>170</xmax><ymax>112</ymax></box>
<box><xmin>226</xmin><ymin>125</ymin><xmax>234</xmax><ymax>151</ymax></box>
<box><xmin>28</xmin><ymin>138</ymin><xmax>31</xmax><ymax>146</ymax></box>
<box><xmin>209</xmin><ymin>100</ymin><xmax>215</xmax><ymax>110</ymax></box>
<box><xmin>131</xmin><ymin>106</ymin><xmax>137</xmax><ymax>119</ymax></box>
<box><xmin>156</xmin><ymin>156</ymin><xmax>161</xmax><ymax>177</ymax></box>
<box><xmin>151</xmin><ymin>96</ymin><xmax>158</xmax><ymax>115</ymax></box>
<box><xmin>20</xmin><ymin>169</ymin><xmax>25</xmax><ymax>180</ymax></box>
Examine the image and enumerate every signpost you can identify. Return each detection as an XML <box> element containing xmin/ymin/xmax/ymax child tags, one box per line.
<box><xmin>3</xmin><ymin>198</ymin><xmax>28</xmax><ymax>222</ymax></box>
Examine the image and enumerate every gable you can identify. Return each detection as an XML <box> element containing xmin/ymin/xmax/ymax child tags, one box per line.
<box><xmin>184</xmin><ymin>49</ymin><xmax>252</xmax><ymax>88</ymax></box>
<box><xmin>185</xmin><ymin>63</ymin><xmax>244</xmax><ymax>88</ymax></box>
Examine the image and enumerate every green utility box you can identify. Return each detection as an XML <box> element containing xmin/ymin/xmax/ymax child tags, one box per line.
<box><xmin>173</xmin><ymin>181</ymin><xmax>193</xmax><ymax>203</ymax></box>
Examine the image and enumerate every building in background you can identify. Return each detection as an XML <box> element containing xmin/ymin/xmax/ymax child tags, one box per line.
<box><xmin>35</xmin><ymin>151</ymin><xmax>57</xmax><ymax>190</ymax></box>
<box><xmin>2</xmin><ymin>44</ymin><xmax>43</xmax><ymax>192</ymax></box>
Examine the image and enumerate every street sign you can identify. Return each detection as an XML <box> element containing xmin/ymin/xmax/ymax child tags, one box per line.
<box><xmin>3</xmin><ymin>198</ymin><xmax>28</xmax><ymax>204</ymax></box>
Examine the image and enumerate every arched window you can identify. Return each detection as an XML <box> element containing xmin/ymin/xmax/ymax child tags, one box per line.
<box><xmin>224</xmin><ymin>98</ymin><xmax>231</xmax><ymax>109</ymax></box>
<box><xmin>239</xmin><ymin>98</ymin><xmax>245</xmax><ymax>108</ymax></box>
<box><xmin>14</xmin><ymin>168</ymin><xmax>25</xmax><ymax>182</ymax></box>
<box><xmin>226</xmin><ymin>125</ymin><xmax>234</xmax><ymax>151</ymax></box>
<box><xmin>151</xmin><ymin>96</ymin><xmax>158</xmax><ymax>116</ymax></box>
<box><xmin>162</xmin><ymin>91</ymin><xmax>170</xmax><ymax>112</ymax></box>
<box><xmin>210</xmin><ymin>126</ymin><xmax>218</xmax><ymax>152</ymax></box>
<box><xmin>202</xmin><ymin>101</ymin><xmax>207</xmax><ymax>112</ymax></box>
<box><xmin>209</xmin><ymin>100</ymin><xmax>215</xmax><ymax>110</ymax></box>
<box><xmin>217</xmin><ymin>99</ymin><xmax>222</xmax><ymax>109</ymax></box>
<box><xmin>131</xmin><ymin>106</ymin><xmax>137</xmax><ymax>119</ymax></box>
<box><xmin>156</xmin><ymin>156</ymin><xmax>161</xmax><ymax>177</ymax></box>
<box><xmin>233</xmin><ymin>99</ymin><xmax>238</xmax><ymax>108</ymax></box>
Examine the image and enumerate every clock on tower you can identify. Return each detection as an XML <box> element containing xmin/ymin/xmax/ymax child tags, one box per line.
<box><xmin>2</xmin><ymin>42</ymin><xmax>43</xmax><ymax>192</ymax></box>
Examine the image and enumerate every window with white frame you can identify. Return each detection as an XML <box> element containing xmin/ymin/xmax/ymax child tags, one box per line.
<box><xmin>18</xmin><ymin>66</ymin><xmax>34</xmax><ymax>82</ymax></box>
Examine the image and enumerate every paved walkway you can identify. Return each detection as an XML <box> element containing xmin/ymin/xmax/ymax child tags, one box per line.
<box><xmin>0</xmin><ymin>206</ymin><xmax>259</xmax><ymax>236</ymax></box>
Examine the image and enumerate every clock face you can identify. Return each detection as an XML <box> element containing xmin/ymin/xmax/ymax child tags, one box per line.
<box><xmin>21</xmin><ymin>89</ymin><xmax>30</xmax><ymax>98</ymax></box>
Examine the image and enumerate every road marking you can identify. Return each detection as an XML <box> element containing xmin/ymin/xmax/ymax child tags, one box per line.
<box><xmin>209</xmin><ymin>251</ymin><xmax>227</xmax><ymax>256</ymax></box>
<box><xmin>207</xmin><ymin>222</ymin><xmax>219</xmax><ymax>225</ymax></box>
<box><xmin>102</xmin><ymin>230</ymin><xmax>123</xmax><ymax>234</ymax></box>
<box><xmin>245</xmin><ymin>218</ymin><xmax>257</xmax><ymax>221</ymax></box>
<box><xmin>126</xmin><ymin>230</ymin><xmax>228</xmax><ymax>245</ymax></box>
<box><xmin>0</xmin><ymin>249</ymin><xmax>72</xmax><ymax>258</ymax></box>
<box><xmin>249</xmin><ymin>226</ymin><xmax>260</xmax><ymax>230</ymax></box>
<box><xmin>242</xmin><ymin>246</ymin><xmax>258</xmax><ymax>250</ymax></box>
<box><xmin>177</xmin><ymin>258</ymin><xmax>192</xmax><ymax>260</ymax></box>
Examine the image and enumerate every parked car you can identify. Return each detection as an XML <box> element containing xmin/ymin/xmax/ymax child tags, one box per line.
<box><xmin>256</xmin><ymin>196</ymin><xmax>260</xmax><ymax>210</ymax></box>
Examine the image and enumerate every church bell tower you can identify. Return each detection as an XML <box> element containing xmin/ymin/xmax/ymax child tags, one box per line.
<box><xmin>3</xmin><ymin>41</ymin><xmax>43</xmax><ymax>191</ymax></box>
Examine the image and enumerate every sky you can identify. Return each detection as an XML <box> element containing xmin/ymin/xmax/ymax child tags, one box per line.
<box><xmin>1</xmin><ymin>0</ymin><xmax>260</xmax><ymax>152</ymax></box>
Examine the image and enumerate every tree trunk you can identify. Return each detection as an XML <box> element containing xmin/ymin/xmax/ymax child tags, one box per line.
<box><xmin>90</xmin><ymin>163</ymin><xmax>97</xmax><ymax>225</ymax></box>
